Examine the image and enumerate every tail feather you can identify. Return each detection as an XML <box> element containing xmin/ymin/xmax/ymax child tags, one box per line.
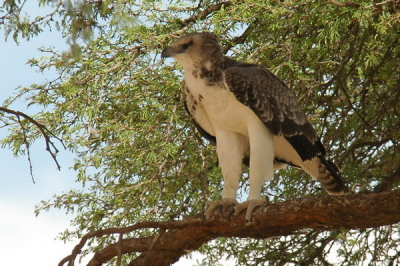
<box><xmin>317</xmin><ymin>155</ymin><xmax>347</xmax><ymax>195</ymax></box>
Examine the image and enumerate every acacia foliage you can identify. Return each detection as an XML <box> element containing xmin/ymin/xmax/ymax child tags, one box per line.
<box><xmin>1</xmin><ymin>0</ymin><xmax>399</xmax><ymax>265</ymax></box>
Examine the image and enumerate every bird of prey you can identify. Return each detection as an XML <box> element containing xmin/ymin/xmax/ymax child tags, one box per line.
<box><xmin>162</xmin><ymin>32</ymin><xmax>347</xmax><ymax>223</ymax></box>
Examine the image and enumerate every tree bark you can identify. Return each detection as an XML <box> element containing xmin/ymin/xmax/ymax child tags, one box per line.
<box><xmin>64</xmin><ymin>190</ymin><xmax>400</xmax><ymax>266</ymax></box>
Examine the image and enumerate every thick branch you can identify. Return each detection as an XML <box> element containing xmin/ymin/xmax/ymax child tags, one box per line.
<box><xmin>61</xmin><ymin>190</ymin><xmax>400</xmax><ymax>266</ymax></box>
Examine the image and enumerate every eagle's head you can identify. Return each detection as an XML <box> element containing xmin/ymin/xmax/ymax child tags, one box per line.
<box><xmin>161</xmin><ymin>32</ymin><xmax>223</xmax><ymax>70</ymax></box>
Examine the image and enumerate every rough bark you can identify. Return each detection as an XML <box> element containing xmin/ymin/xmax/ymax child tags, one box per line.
<box><xmin>60</xmin><ymin>190</ymin><xmax>400</xmax><ymax>266</ymax></box>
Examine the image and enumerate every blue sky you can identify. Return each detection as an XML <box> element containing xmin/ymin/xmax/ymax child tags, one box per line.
<box><xmin>0</xmin><ymin>15</ymin><xmax>87</xmax><ymax>264</ymax></box>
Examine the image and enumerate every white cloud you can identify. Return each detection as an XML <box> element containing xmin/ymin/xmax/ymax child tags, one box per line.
<box><xmin>0</xmin><ymin>202</ymin><xmax>86</xmax><ymax>266</ymax></box>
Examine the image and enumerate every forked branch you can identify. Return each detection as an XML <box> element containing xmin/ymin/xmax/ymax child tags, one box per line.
<box><xmin>0</xmin><ymin>106</ymin><xmax>65</xmax><ymax>180</ymax></box>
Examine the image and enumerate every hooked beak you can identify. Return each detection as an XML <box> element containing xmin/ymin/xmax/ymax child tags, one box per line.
<box><xmin>161</xmin><ymin>47</ymin><xmax>172</xmax><ymax>59</ymax></box>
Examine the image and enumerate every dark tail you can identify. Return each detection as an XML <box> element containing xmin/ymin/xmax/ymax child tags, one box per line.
<box><xmin>317</xmin><ymin>155</ymin><xmax>347</xmax><ymax>195</ymax></box>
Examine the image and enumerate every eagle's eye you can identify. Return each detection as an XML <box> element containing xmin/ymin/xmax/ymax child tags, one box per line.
<box><xmin>181</xmin><ymin>41</ymin><xmax>193</xmax><ymax>51</ymax></box>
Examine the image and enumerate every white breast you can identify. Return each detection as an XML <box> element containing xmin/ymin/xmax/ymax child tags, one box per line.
<box><xmin>184</xmin><ymin>72</ymin><xmax>262</xmax><ymax>137</ymax></box>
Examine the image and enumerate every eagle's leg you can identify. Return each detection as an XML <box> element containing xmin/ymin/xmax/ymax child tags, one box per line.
<box><xmin>204</xmin><ymin>130</ymin><xmax>244</xmax><ymax>220</ymax></box>
<box><xmin>234</xmin><ymin>124</ymin><xmax>274</xmax><ymax>224</ymax></box>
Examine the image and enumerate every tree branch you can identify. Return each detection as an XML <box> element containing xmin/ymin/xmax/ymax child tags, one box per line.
<box><xmin>222</xmin><ymin>19</ymin><xmax>259</xmax><ymax>54</ymax></box>
<box><xmin>327</xmin><ymin>0</ymin><xmax>360</xmax><ymax>8</ymax></box>
<box><xmin>181</xmin><ymin>1</ymin><xmax>232</xmax><ymax>27</ymax></box>
<box><xmin>171</xmin><ymin>1</ymin><xmax>233</xmax><ymax>36</ymax></box>
<box><xmin>60</xmin><ymin>190</ymin><xmax>400</xmax><ymax>266</ymax></box>
<box><xmin>338</xmin><ymin>137</ymin><xmax>391</xmax><ymax>165</ymax></box>
<box><xmin>0</xmin><ymin>106</ymin><xmax>65</xmax><ymax>174</ymax></box>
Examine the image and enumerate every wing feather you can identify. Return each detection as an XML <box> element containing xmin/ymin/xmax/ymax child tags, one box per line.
<box><xmin>223</xmin><ymin>65</ymin><xmax>322</xmax><ymax>161</ymax></box>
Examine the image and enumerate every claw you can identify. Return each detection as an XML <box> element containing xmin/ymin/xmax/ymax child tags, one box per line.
<box><xmin>232</xmin><ymin>196</ymin><xmax>269</xmax><ymax>224</ymax></box>
<box><xmin>228</xmin><ymin>207</ymin><xmax>236</xmax><ymax>222</ymax></box>
<box><xmin>204</xmin><ymin>198</ymin><xmax>238</xmax><ymax>220</ymax></box>
<box><xmin>218</xmin><ymin>204</ymin><xmax>224</xmax><ymax>215</ymax></box>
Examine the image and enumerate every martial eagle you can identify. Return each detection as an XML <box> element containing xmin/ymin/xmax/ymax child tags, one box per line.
<box><xmin>162</xmin><ymin>32</ymin><xmax>347</xmax><ymax>223</ymax></box>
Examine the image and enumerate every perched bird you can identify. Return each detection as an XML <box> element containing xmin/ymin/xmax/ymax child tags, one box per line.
<box><xmin>162</xmin><ymin>32</ymin><xmax>347</xmax><ymax>223</ymax></box>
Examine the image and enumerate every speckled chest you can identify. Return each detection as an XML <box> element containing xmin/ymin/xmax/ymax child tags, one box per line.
<box><xmin>182</xmin><ymin>68</ymin><xmax>259</xmax><ymax>137</ymax></box>
<box><xmin>183</xmin><ymin>69</ymin><xmax>227</xmax><ymax>115</ymax></box>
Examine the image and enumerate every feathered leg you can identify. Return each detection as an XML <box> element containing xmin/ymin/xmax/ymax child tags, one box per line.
<box><xmin>204</xmin><ymin>130</ymin><xmax>245</xmax><ymax>220</ymax></box>
<box><xmin>232</xmin><ymin>124</ymin><xmax>274</xmax><ymax>223</ymax></box>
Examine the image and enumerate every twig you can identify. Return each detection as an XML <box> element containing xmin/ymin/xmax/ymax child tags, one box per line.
<box><xmin>327</xmin><ymin>0</ymin><xmax>360</xmax><ymax>7</ymax></box>
<box><xmin>0</xmin><ymin>106</ymin><xmax>65</xmax><ymax>174</ymax></box>
<box><xmin>338</xmin><ymin>138</ymin><xmax>391</xmax><ymax>165</ymax></box>
<box><xmin>16</xmin><ymin>115</ymin><xmax>35</xmax><ymax>183</ymax></box>
<box><xmin>171</xmin><ymin>1</ymin><xmax>233</xmax><ymax>36</ymax></box>
<box><xmin>222</xmin><ymin>18</ymin><xmax>259</xmax><ymax>54</ymax></box>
